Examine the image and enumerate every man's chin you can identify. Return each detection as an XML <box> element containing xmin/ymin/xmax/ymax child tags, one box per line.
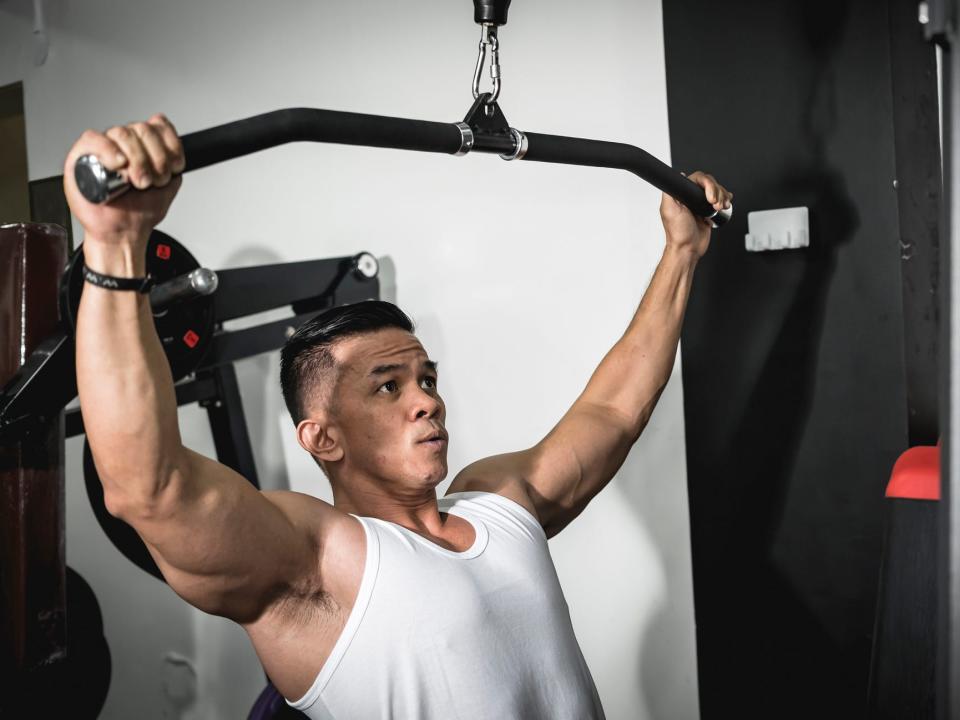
<box><xmin>396</xmin><ymin>450</ymin><xmax>448</xmax><ymax>487</ymax></box>
<box><xmin>422</xmin><ymin>462</ymin><xmax>448</xmax><ymax>486</ymax></box>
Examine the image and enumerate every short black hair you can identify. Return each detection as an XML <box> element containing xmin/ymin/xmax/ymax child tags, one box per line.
<box><xmin>280</xmin><ymin>300</ymin><xmax>414</xmax><ymax>424</ymax></box>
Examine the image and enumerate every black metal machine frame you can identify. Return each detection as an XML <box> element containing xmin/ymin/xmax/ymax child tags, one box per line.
<box><xmin>64</xmin><ymin>253</ymin><xmax>381</xmax><ymax>476</ymax></box>
<box><xmin>0</xmin><ymin>250</ymin><xmax>379</xmax><ymax>444</ymax></box>
<box><xmin>927</xmin><ymin>0</ymin><xmax>960</xmax><ymax>717</ymax></box>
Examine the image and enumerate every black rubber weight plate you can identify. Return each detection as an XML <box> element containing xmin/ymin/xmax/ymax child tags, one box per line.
<box><xmin>60</xmin><ymin>229</ymin><xmax>215</xmax><ymax>382</ymax></box>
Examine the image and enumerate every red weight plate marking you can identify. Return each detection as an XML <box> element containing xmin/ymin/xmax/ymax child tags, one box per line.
<box><xmin>156</xmin><ymin>244</ymin><xmax>172</xmax><ymax>260</ymax></box>
<box><xmin>183</xmin><ymin>330</ymin><xmax>199</xmax><ymax>348</ymax></box>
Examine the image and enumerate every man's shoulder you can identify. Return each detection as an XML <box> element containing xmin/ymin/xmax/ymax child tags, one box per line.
<box><xmin>446</xmin><ymin>467</ymin><xmax>541</xmax><ymax>526</ymax></box>
<box><xmin>261</xmin><ymin>488</ymin><xmax>344</xmax><ymax>522</ymax></box>
<box><xmin>261</xmin><ymin>489</ymin><xmax>362</xmax><ymax>551</ymax></box>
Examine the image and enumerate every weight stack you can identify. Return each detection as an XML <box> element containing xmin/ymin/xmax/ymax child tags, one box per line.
<box><xmin>0</xmin><ymin>223</ymin><xmax>69</xmax><ymax>709</ymax></box>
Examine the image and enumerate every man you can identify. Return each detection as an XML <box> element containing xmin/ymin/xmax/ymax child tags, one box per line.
<box><xmin>64</xmin><ymin>114</ymin><xmax>731</xmax><ymax>719</ymax></box>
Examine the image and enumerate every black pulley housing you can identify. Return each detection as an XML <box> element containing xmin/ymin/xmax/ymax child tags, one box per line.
<box><xmin>474</xmin><ymin>0</ymin><xmax>511</xmax><ymax>25</ymax></box>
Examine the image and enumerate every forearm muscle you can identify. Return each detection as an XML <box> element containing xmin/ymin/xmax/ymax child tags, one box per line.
<box><xmin>76</xmin><ymin>238</ymin><xmax>184</xmax><ymax>506</ymax></box>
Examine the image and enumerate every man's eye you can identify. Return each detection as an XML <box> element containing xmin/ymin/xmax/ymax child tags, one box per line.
<box><xmin>378</xmin><ymin>380</ymin><xmax>398</xmax><ymax>393</ymax></box>
<box><xmin>421</xmin><ymin>376</ymin><xmax>437</xmax><ymax>390</ymax></box>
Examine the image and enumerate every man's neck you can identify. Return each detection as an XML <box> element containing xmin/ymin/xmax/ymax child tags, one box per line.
<box><xmin>330</xmin><ymin>475</ymin><xmax>479</xmax><ymax>553</ymax></box>
<box><xmin>331</xmin><ymin>479</ymin><xmax>450</xmax><ymax>536</ymax></box>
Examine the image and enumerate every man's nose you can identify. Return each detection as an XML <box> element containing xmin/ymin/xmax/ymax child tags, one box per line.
<box><xmin>411</xmin><ymin>387</ymin><xmax>442</xmax><ymax>421</ymax></box>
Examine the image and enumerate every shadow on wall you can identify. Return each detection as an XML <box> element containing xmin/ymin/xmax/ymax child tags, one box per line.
<box><xmin>682</xmin><ymin>0</ymin><xmax>869</xmax><ymax>715</ymax></box>
<box><xmin>377</xmin><ymin>254</ymin><xmax>398</xmax><ymax>306</ymax></box>
<box><xmin>624</xmin><ymin>0</ymin><xmax>863</xmax><ymax>705</ymax></box>
<box><xmin>701</xmin><ymin>162</ymin><xmax>859</xmax><ymax>715</ymax></box>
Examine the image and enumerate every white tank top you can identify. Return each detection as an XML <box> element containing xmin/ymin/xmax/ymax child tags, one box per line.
<box><xmin>286</xmin><ymin>491</ymin><xmax>605</xmax><ymax>719</ymax></box>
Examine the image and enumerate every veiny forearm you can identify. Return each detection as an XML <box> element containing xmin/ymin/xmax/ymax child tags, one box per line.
<box><xmin>580</xmin><ymin>244</ymin><xmax>698</xmax><ymax>437</ymax></box>
<box><xmin>76</xmin><ymin>237</ymin><xmax>185</xmax><ymax>507</ymax></box>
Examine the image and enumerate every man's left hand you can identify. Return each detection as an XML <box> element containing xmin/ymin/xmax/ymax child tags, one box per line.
<box><xmin>660</xmin><ymin>171</ymin><xmax>732</xmax><ymax>260</ymax></box>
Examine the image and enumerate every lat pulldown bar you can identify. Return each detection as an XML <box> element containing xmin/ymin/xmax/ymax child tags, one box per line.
<box><xmin>74</xmin><ymin>106</ymin><xmax>732</xmax><ymax>227</ymax></box>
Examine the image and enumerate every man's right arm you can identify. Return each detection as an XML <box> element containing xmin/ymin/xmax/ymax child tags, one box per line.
<box><xmin>67</xmin><ymin>117</ymin><xmax>340</xmax><ymax>623</ymax></box>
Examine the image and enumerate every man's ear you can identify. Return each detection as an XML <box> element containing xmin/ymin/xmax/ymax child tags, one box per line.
<box><xmin>296</xmin><ymin>415</ymin><xmax>345</xmax><ymax>463</ymax></box>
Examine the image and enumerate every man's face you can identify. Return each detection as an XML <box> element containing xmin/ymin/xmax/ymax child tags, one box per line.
<box><xmin>326</xmin><ymin>328</ymin><xmax>448</xmax><ymax>491</ymax></box>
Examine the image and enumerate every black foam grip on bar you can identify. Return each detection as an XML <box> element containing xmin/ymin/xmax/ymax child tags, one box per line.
<box><xmin>181</xmin><ymin>108</ymin><xmax>464</xmax><ymax>172</ymax></box>
<box><xmin>522</xmin><ymin>132</ymin><xmax>719</xmax><ymax>220</ymax></box>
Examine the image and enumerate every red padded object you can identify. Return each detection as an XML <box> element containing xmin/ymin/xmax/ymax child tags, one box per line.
<box><xmin>886</xmin><ymin>445</ymin><xmax>940</xmax><ymax>501</ymax></box>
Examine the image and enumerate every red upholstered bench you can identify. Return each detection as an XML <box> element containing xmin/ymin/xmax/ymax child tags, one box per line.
<box><xmin>869</xmin><ymin>442</ymin><xmax>941</xmax><ymax>717</ymax></box>
<box><xmin>885</xmin><ymin>444</ymin><xmax>940</xmax><ymax>501</ymax></box>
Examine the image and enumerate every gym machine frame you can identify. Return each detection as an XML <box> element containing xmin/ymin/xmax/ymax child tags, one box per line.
<box><xmin>0</xmin><ymin>240</ymin><xmax>381</xmax><ymax>447</ymax></box>
<box><xmin>929</xmin><ymin>0</ymin><xmax>960</xmax><ymax>717</ymax></box>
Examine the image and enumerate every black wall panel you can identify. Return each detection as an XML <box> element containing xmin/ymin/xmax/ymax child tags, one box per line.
<box><xmin>664</xmin><ymin>0</ymin><xmax>915</xmax><ymax>716</ymax></box>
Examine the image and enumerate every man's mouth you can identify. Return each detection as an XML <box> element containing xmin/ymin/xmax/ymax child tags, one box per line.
<box><xmin>417</xmin><ymin>430</ymin><xmax>448</xmax><ymax>448</ymax></box>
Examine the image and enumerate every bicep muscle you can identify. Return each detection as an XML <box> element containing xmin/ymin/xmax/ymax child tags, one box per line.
<box><xmin>123</xmin><ymin>449</ymin><xmax>331</xmax><ymax>622</ymax></box>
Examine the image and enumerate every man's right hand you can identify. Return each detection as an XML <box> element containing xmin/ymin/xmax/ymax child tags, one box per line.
<box><xmin>64</xmin><ymin>113</ymin><xmax>185</xmax><ymax>246</ymax></box>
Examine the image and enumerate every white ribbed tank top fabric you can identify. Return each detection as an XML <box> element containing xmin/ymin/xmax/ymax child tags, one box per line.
<box><xmin>286</xmin><ymin>491</ymin><xmax>605</xmax><ymax>719</ymax></box>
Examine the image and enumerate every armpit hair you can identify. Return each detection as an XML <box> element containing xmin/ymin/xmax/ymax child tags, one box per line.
<box><xmin>267</xmin><ymin>577</ymin><xmax>340</xmax><ymax>627</ymax></box>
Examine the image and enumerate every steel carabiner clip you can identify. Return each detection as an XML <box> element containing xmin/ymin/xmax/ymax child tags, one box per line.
<box><xmin>471</xmin><ymin>24</ymin><xmax>502</xmax><ymax>107</ymax></box>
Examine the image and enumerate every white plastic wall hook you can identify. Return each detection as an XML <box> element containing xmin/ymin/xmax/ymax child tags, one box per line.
<box><xmin>745</xmin><ymin>207</ymin><xmax>809</xmax><ymax>252</ymax></box>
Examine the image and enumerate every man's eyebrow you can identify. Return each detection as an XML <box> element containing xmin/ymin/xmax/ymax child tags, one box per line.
<box><xmin>368</xmin><ymin>360</ymin><xmax>439</xmax><ymax>376</ymax></box>
<box><xmin>369</xmin><ymin>363</ymin><xmax>403</xmax><ymax>376</ymax></box>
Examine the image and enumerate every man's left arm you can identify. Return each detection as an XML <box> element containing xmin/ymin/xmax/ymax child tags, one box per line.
<box><xmin>453</xmin><ymin>172</ymin><xmax>731</xmax><ymax>537</ymax></box>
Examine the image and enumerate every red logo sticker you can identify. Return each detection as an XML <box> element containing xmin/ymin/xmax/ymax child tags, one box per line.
<box><xmin>183</xmin><ymin>330</ymin><xmax>199</xmax><ymax>348</ymax></box>
<box><xmin>156</xmin><ymin>244</ymin><xmax>171</xmax><ymax>260</ymax></box>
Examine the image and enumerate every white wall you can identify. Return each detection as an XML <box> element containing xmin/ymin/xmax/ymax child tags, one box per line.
<box><xmin>0</xmin><ymin>1</ymin><xmax>700</xmax><ymax>717</ymax></box>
